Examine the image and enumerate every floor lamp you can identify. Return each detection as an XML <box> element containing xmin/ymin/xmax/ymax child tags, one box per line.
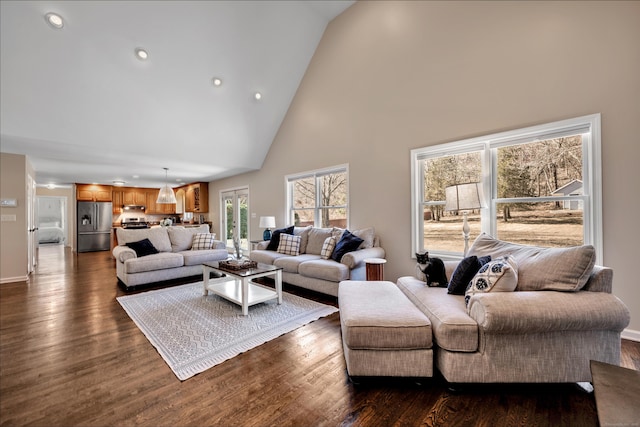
<box><xmin>444</xmin><ymin>182</ymin><xmax>484</xmax><ymax>256</ymax></box>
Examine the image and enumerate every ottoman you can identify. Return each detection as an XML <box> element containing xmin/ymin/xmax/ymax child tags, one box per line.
<box><xmin>338</xmin><ymin>280</ymin><xmax>433</xmax><ymax>377</ymax></box>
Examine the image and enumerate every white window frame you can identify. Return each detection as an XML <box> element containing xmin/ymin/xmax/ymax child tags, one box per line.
<box><xmin>219</xmin><ymin>186</ymin><xmax>250</xmax><ymax>252</ymax></box>
<box><xmin>285</xmin><ymin>164</ymin><xmax>350</xmax><ymax>228</ymax></box>
<box><xmin>411</xmin><ymin>113</ymin><xmax>602</xmax><ymax>261</ymax></box>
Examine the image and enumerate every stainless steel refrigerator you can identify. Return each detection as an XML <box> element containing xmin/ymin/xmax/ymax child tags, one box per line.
<box><xmin>77</xmin><ymin>201</ymin><xmax>113</xmax><ymax>252</ymax></box>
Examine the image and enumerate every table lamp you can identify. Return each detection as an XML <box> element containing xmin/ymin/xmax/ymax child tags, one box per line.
<box><xmin>259</xmin><ymin>216</ymin><xmax>276</xmax><ymax>241</ymax></box>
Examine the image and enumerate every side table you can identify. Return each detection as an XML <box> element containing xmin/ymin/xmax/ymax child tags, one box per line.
<box><xmin>364</xmin><ymin>258</ymin><xmax>386</xmax><ymax>281</ymax></box>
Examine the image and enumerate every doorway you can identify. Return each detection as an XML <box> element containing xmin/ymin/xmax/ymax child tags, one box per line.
<box><xmin>36</xmin><ymin>196</ymin><xmax>67</xmax><ymax>246</ymax></box>
<box><xmin>220</xmin><ymin>188</ymin><xmax>249</xmax><ymax>254</ymax></box>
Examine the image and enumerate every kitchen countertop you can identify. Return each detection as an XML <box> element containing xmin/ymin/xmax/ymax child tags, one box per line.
<box><xmin>112</xmin><ymin>223</ymin><xmax>211</xmax><ymax>228</ymax></box>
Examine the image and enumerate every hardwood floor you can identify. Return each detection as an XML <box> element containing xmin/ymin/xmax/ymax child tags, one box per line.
<box><xmin>1</xmin><ymin>245</ymin><xmax>638</xmax><ymax>427</ymax></box>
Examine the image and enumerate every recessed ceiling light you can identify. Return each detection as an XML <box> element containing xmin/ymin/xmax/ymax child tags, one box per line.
<box><xmin>212</xmin><ymin>77</ymin><xmax>222</xmax><ymax>86</ymax></box>
<box><xmin>254</xmin><ymin>92</ymin><xmax>262</xmax><ymax>100</ymax></box>
<box><xmin>45</xmin><ymin>12</ymin><xmax>64</xmax><ymax>29</ymax></box>
<box><xmin>112</xmin><ymin>180</ymin><xmax>126</xmax><ymax>186</ymax></box>
<box><xmin>132</xmin><ymin>175</ymin><xmax>139</xmax><ymax>179</ymax></box>
<box><xmin>135</xmin><ymin>48</ymin><xmax>149</xmax><ymax>60</ymax></box>
<box><xmin>47</xmin><ymin>183</ymin><xmax>56</xmax><ymax>189</ymax></box>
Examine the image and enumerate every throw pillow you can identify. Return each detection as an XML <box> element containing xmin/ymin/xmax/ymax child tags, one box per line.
<box><xmin>191</xmin><ymin>233</ymin><xmax>215</xmax><ymax>250</ymax></box>
<box><xmin>277</xmin><ymin>233</ymin><xmax>301</xmax><ymax>256</ymax></box>
<box><xmin>351</xmin><ymin>227</ymin><xmax>375</xmax><ymax>249</ymax></box>
<box><xmin>331</xmin><ymin>230</ymin><xmax>364</xmax><ymax>262</ymax></box>
<box><xmin>447</xmin><ymin>255</ymin><xmax>492</xmax><ymax>295</ymax></box>
<box><xmin>467</xmin><ymin>233</ymin><xmax>596</xmax><ymax>291</ymax></box>
<box><xmin>320</xmin><ymin>236</ymin><xmax>337</xmax><ymax>260</ymax></box>
<box><xmin>125</xmin><ymin>238</ymin><xmax>159</xmax><ymax>257</ymax></box>
<box><xmin>465</xmin><ymin>256</ymin><xmax>518</xmax><ymax>308</ymax></box>
<box><xmin>266</xmin><ymin>226</ymin><xmax>295</xmax><ymax>251</ymax></box>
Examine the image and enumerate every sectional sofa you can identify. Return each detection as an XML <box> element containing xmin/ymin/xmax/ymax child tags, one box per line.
<box><xmin>112</xmin><ymin>225</ymin><xmax>228</xmax><ymax>288</ymax></box>
<box><xmin>339</xmin><ymin>234</ymin><xmax>630</xmax><ymax>384</ymax></box>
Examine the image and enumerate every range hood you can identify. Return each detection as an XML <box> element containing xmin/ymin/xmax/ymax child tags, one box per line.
<box><xmin>122</xmin><ymin>205</ymin><xmax>146</xmax><ymax>211</ymax></box>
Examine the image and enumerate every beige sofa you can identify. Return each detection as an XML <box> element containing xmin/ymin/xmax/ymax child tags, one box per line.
<box><xmin>339</xmin><ymin>234</ymin><xmax>630</xmax><ymax>384</ymax></box>
<box><xmin>395</xmin><ymin>234</ymin><xmax>630</xmax><ymax>383</ymax></box>
<box><xmin>113</xmin><ymin>225</ymin><xmax>228</xmax><ymax>288</ymax></box>
<box><xmin>250</xmin><ymin>226</ymin><xmax>385</xmax><ymax>297</ymax></box>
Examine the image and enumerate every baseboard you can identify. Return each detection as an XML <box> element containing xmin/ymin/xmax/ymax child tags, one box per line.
<box><xmin>0</xmin><ymin>275</ymin><xmax>28</xmax><ymax>284</ymax></box>
<box><xmin>622</xmin><ymin>328</ymin><xmax>640</xmax><ymax>342</ymax></box>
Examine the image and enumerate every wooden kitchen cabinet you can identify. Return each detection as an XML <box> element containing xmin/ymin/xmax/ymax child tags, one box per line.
<box><xmin>76</xmin><ymin>184</ymin><xmax>112</xmax><ymax>202</ymax></box>
<box><xmin>112</xmin><ymin>190</ymin><xmax>124</xmax><ymax>214</ymax></box>
<box><xmin>145</xmin><ymin>189</ymin><xmax>176</xmax><ymax>214</ymax></box>
<box><xmin>161</xmin><ymin>202</ymin><xmax>176</xmax><ymax>214</ymax></box>
<box><xmin>184</xmin><ymin>182</ymin><xmax>208</xmax><ymax>213</ymax></box>
<box><xmin>145</xmin><ymin>190</ymin><xmax>158</xmax><ymax>214</ymax></box>
<box><xmin>122</xmin><ymin>188</ymin><xmax>146</xmax><ymax>206</ymax></box>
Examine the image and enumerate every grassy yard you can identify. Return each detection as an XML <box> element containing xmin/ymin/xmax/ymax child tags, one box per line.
<box><xmin>424</xmin><ymin>209</ymin><xmax>583</xmax><ymax>253</ymax></box>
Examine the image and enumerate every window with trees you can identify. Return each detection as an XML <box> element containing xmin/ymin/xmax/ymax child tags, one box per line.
<box><xmin>411</xmin><ymin>114</ymin><xmax>602</xmax><ymax>260</ymax></box>
<box><xmin>286</xmin><ymin>165</ymin><xmax>349</xmax><ymax>229</ymax></box>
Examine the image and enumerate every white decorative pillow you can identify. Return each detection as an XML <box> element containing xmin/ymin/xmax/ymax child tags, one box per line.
<box><xmin>277</xmin><ymin>233</ymin><xmax>301</xmax><ymax>256</ymax></box>
<box><xmin>465</xmin><ymin>256</ymin><xmax>518</xmax><ymax>308</ymax></box>
<box><xmin>351</xmin><ymin>227</ymin><xmax>375</xmax><ymax>249</ymax></box>
<box><xmin>192</xmin><ymin>233</ymin><xmax>215</xmax><ymax>250</ymax></box>
<box><xmin>320</xmin><ymin>236</ymin><xmax>337</xmax><ymax>260</ymax></box>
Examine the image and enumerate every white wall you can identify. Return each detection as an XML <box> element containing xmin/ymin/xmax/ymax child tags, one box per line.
<box><xmin>209</xmin><ymin>1</ymin><xmax>640</xmax><ymax>336</ymax></box>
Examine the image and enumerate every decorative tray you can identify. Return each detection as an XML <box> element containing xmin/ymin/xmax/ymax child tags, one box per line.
<box><xmin>218</xmin><ymin>259</ymin><xmax>258</xmax><ymax>271</ymax></box>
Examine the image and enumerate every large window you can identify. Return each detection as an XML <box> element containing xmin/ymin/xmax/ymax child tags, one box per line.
<box><xmin>411</xmin><ymin>114</ymin><xmax>602</xmax><ymax>260</ymax></box>
<box><xmin>286</xmin><ymin>165</ymin><xmax>349</xmax><ymax>228</ymax></box>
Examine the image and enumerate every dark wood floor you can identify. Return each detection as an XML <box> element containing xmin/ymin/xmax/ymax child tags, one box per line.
<box><xmin>1</xmin><ymin>246</ymin><xmax>638</xmax><ymax>427</ymax></box>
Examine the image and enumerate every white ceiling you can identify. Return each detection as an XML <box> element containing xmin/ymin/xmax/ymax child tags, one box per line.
<box><xmin>0</xmin><ymin>0</ymin><xmax>353</xmax><ymax>188</ymax></box>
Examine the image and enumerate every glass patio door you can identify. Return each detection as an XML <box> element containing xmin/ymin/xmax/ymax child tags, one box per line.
<box><xmin>221</xmin><ymin>188</ymin><xmax>249</xmax><ymax>254</ymax></box>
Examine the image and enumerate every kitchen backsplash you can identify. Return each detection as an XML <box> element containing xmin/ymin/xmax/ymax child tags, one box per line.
<box><xmin>113</xmin><ymin>211</ymin><xmax>209</xmax><ymax>224</ymax></box>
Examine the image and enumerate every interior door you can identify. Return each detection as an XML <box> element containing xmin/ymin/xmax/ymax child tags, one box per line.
<box><xmin>221</xmin><ymin>188</ymin><xmax>249</xmax><ymax>253</ymax></box>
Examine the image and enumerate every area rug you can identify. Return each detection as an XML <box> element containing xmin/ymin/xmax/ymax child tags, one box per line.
<box><xmin>117</xmin><ymin>282</ymin><xmax>338</xmax><ymax>380</ymax></box>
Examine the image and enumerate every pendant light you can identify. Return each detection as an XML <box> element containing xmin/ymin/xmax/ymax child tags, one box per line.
<box><xmin>157</xmin><ymin>168</ymin><xmax>177</xmax><ymax>204</ymax></box>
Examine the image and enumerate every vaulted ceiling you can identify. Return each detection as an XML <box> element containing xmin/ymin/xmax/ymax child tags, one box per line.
<box><xmin>0</xmin><ymin>1</ymin><xmax>353</xmax><ymax>188</ymax></box>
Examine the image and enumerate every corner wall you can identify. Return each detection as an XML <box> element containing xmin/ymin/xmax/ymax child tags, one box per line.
<box><xmin>0</xmin><ymin>153</ymin><xmax>28</xmax><ymax>283</ymax></box>
<box><xmin>209</xmin><ymin>1</ymin><xmax>640</xmax><ymax>335</ymax></box>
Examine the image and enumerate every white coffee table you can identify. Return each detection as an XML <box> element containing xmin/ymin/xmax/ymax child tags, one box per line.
<box><xmin>202</xmin><ymin>261</ymin><xmax>283</xmax><ymax>315</ymax></box>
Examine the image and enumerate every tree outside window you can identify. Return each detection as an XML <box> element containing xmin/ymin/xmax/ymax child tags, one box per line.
<box><xmin>287</xmin><ymin>166</ymin><xmax>348</xmax><ymax>229</ymax></box>
<box><xmin>412</xmin><ymin>114</ymin><xmax>601</xmax><ymax>259</ymax></box>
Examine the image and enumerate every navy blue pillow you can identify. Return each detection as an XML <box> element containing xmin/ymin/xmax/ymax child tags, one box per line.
<box><xmin>266</xmin><ymin>226</ymin><xmax>294</xmax><ymax>251</ymax></box>
<box><xmin>447</xmin><ymin>255</ymin><xmax>492</xmax><ymax>295</ymax></box>
<box><xmin>126</xmin><ymin>238</ymin><xmax>159</xmax><ymax>257</ymax></box>
<box><xmin>331</xmin><ymin>230</ymin><xmax>364</xmax><ymax>262</ymax></box>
